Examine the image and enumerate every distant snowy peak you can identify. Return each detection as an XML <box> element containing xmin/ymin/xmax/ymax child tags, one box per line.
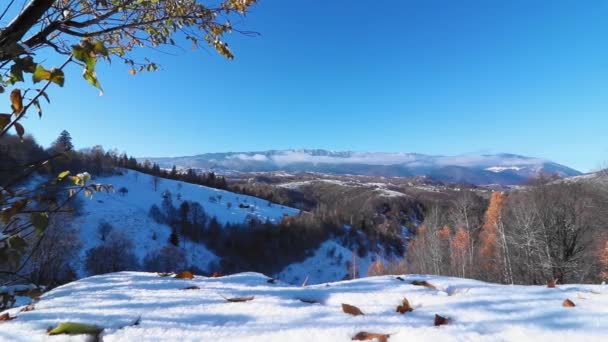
<box><xmin>145</xmin><ymin>150</ymin><xmax>581</xmax><ymax>185</ymax></box>
<box><xmin>485</xmin><ymin>166</ymin><xmax>526</xmax><ymax>173</ymax></box>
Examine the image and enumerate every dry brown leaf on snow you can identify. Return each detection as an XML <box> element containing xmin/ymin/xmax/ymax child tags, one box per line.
<box><xmin>19</xmin><ymin>304</ymin><xmax>35</xmax><ymax>312</ymax></box>
<box><xmin>396</xmin><ymin>297</ymin><xmax>413</xmax><ymax>314</ymax></box>
<box><xmin>299</xmin><ymin>298</ymin><xmax>321</xmax><ymax>304</ymax></box>
<box><xmin>411</xmin><ymin>280</ymin><xmax>437</xmax><ymax>290</ymax></box>
<box><xmin>181</xmin><ymin>286</ymin><xmax>200</xmax><ymax>290</ymax></box>
<box><xmin>174</xmin><ymin>271</ymin><xmax>194</xmax><ymax>279</ymax></box>
<box><xmin>222</xmin><ymin>295</ymin><xmax>255</xmax><ymax>302</ymax></box>
<box><xmin>0</xmin><ymin>313</ymin><xmax>15</xmax><ymax>321</ymax></box>
<box><xmin>352</xmin><ymin>331</ymin><xmax>390</xmax><ymax>342</ymax></box>
<box><xmin>212</xmin><ymin>272</ymin><xmax>223</xmax><ymax>278</ymax></box>
<box><xmin>563</xmin><ymin>299</ymin><xmax>576</xmax><ymax>307</ymax></box>
<box><xmin>434</xmin><ymin>314</ymin><xmax>450</xmax><ymax>326</ymax></box>
<box><xmin>547</xmin><ymin>279</ymin><xmax>557</xmax><ymax>288</ymax></box>
<box><xmin>342</xmin><ymin>303</ymin><xmax>364</xmax><ymax>316</ymax></box>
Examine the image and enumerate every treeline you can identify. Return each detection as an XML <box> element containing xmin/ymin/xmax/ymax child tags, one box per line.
<box><xmin>0</xmin><ymin>130</ymin><xmax>228</xmax><ymax>192</ymax></box>
<box><xmin>406</xmin><ymin>179</ymin><xmax>608</xmax><ymax>284</ymax></box>
<box><xmin>144</xmin><ymin>189</ymin><xmax>377</xmax><ymax>276</ymax></box>
<box><xmin>126</xmin><ymin>161</ymin><xmax>228</xmax><ymax>190</ymax></box>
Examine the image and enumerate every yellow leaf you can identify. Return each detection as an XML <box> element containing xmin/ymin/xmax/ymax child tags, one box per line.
<box><xmin>47</xmin><ymin>322</ymin><xmax>102</xmax><ymax>335</ymax></box>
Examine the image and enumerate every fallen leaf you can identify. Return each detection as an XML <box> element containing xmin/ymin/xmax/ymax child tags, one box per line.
<box><xmin>547</xmin><ymin>279</ymin><xmax>557</xmax><ymax>288</ymax></box>
<box><xmin>396</xmin><ymin>298</ymin><xmax>413</xmax><ymax>314</ymax></box>
<box><xmin>352</xmin><ymin>331</ymin><xmax>390</xmax><ymax>342</ymax></box>
<box><xmin>299</xmin><ymin>298</ymin><xmax>321</xmax><ymax>304</ymax></box>
<box><xmin>181</xmin><ymin>286</ymin><xmax>200</xmax><ymax>290</ymax></box>
<box><xmin>212</xmin><ymin>272</ymin><xmax>222</xmax><ymax>278</ymax></box>
<box><xmin>412</xmin><ymin>280</ymin><xmax>437</xmax><ymax>290</ymax></box>
<box><xmin>342</xmin><ymin>303</ymin><xmax>364</xmax><ymax>316</ymax></box>
<box><xmin>434</xmin><ymin>314</ymin><xmax>450</xmax><ymax>326</ymax></box>
<box><xmin>47</xmin><ymin>322</ymin><xmax>103</xmax><ymax>335</ymax></box>
<box><xmin>20</xmin><ymin>304</ymin><xmax>35</xmax><ymax>312</ymax></box>
<box><xmin>222</xmin><ymin>295</ymin><xmax>255</xmax><ymax>302</ymax></box>
<box><xmin>174</xmin><ymin>271</ymin><xmax>194</xmax><ymax>279</ymax></box>
<box><xmin>563</xmin><ymin>299</ymin><xmax>576</xmax><ymax>307</ymax></box>
<box><xmin>0</xmin><ymin>313</ymin><xmax>15</xmax><ymax>321</ymax></box>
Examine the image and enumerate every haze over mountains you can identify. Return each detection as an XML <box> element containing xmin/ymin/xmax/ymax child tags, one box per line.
<box><xmin>146</xmin><ymin>150</ymin><xmax>582</xmax><ymax>185</ymax></box>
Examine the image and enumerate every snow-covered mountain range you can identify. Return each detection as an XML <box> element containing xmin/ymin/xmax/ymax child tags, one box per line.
<box><xmin>145</xmin><ymin>150</ymin><xmax>581</xmax><ymax>185</ymax></box>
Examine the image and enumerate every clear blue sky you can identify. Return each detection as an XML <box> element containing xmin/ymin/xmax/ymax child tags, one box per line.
<box><xmin>18</xmin><ymin>0</ymin><xmax>608</xmax><ymax>172</ymax></box>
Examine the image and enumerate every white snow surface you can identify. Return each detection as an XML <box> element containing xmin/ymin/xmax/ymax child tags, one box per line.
<box><xmin>1</xmin><ymin>272</ymin><xmax>607</xmax><ymax>341</ymax></box>
<box><xmin>278</xmin><ymin>241</ymin><xmax>376</xmax><ymax>284</ymax></box>
<box><xmin>69</xmin><ymin>170</ymin><xmax>299</xmax><ymax>277</ymax></box>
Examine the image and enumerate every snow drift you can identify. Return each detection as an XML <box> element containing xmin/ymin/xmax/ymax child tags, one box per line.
<box><xmin>1</xmin><ymin>272</ymin><xmax>606</xmax><ymax>341</ymax></box>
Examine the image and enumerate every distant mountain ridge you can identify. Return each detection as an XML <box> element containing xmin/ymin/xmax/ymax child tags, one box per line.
<box><xmin>144</xmin><ymin>150</ymin><xmax>582</xmax><ymax>185</ymax></box>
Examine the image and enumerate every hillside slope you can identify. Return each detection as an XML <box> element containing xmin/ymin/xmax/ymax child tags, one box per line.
<box><xmin>1</xmin><ymin>272</ymin><xmax>606</xmax><ymax>341</ymax></box>
<box><xmin>68</xmin><ymin>170</ymin><xmax>300</xmax><ymax>277</ymax></box>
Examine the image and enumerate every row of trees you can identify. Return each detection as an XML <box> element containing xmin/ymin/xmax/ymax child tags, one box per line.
<box><xmin>406</xmin><ymin>181</ymin><xmax>608</xmax><ymax>284</ymax></box>
<box><xmin>129</xmin><ymin>161</ymin><xmax>229</xmax><ymax>191</ymax></box>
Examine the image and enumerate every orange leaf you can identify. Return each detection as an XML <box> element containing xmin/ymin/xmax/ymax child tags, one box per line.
<box><xmin>563</xmin><ymin>299</ymin><xmax>576</xmax><ymax>307</ymax></box>
<box><xmin>10</xmin><ymin>89</ymin><xmax>23</xmax><ymax>114</ymax></box>
<box><xmin>0</xmin><ymin>313</ymin><xmax>15</xmax><ymax>321</ymax></box>
<box><xmin>212</xmin><ymin>272</ymin><xmax>223</xmax><ymax>278</ymax></box>
<box><xmin>342</xmin><ymin>303</ymin><xmax>364</xmax><ymax>316</ymax></box>
<box><xmin>174</xmin><ymin>271</ymin><xmax>194</xmax><ymax>279</ymax></box>
<box><xmin>434</xmin><ymin>314</ymin><xmax>450</xmax><ymax>326</ymax></box>
<box><xmin>396</xmin><ymin>297</ymin><xmax>413</xmax><ymax>314</ymax></box>
<box><xmin>352</xmin><ymin>332</ymin><xmax>390</xmax><ymax>342</ymax></box>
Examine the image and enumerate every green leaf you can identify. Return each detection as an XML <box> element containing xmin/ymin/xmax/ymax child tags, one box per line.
<box><xmin>92</xmin><ymin>41</ymin><xmax>108</xmax><ymax>57</ymax></box>
<box><xmin>83</xmin><ymin>69</ymin><xmax>103</xmax><ymax>95</ymax></box>
<box><xmin>50</xmin><ymin>68</ymin><xmax>65</xmax><ymax>87</ymax></box>
<box><xmin>31</xmin><ymin>212</ymin><xmax>49</xmax><ymax>234</ymax></box>
<box><xmin>48</xmin><ymin>322</ymin><xmax>103</xmax><ymax>336</ymax></box>
<box><xmin>33</xmin><ymin>65</ymin><xmax>51</xmax><ymax>83</ymax></box>
<box><xmin>8</xmin><ymin>236</ymin><xmax>27</xmax><ymax>251</ymax></box>
<box><xmin>58</xmin><ymin>171</ymin><xmax>70</xmax><ymax>180</ymax></box>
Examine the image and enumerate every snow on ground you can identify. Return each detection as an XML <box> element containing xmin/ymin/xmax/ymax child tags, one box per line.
<box><xmin>1</xmin><ymin>272</ymin><xmax>607</xmax><ymax>341</ymax></box>
<box><xmin>70</xmin><ymin>170</ymin><xmax>299</xmax><ymax>277</ymax></box>
<box><xmin>278</xmin><ymin>241</ymin><xmax>376</xmax><ymax>285</ymax></box>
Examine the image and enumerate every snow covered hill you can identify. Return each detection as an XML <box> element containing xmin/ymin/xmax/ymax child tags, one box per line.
<box><xmin>1</xmin><ymin>272</ymin><xmax>607</xmax><ymax>341</ymax></box>
<box><xmin>66</xmin><ymin>169</ymin><xmax>300</xmax><ymax>277</ymax></box>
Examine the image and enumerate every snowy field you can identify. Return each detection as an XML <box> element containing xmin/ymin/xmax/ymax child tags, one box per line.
<box><xmin>1</xmin><ymin>272</ymin><xmax>607</xmax><ymax>341</ymax></box>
